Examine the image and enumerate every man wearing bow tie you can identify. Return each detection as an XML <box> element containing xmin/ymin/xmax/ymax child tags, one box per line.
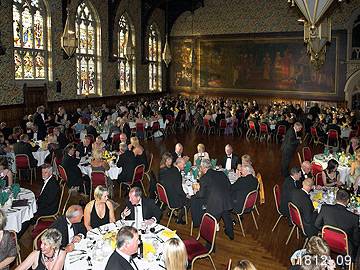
<box><xmin>300</xmin><ymin>161</ymin><xmax>312</xmax><ymax>183</ymax></box>
<box><xmin>281</xmin><ymin>122</ymin><xmax>303</xmax><ymax>176</ymax></box>
<box><xmin>121</xmin><ymin>187</ymin><xmax>161</xmax><ymax>228</ymax></box>
<box><xmin>171</xmin><ymin>143</ymin><xmax>189</xmax><ymax>163</ymax></box>
<box><xmin>221</xmin><ymin>144</ymin><xmax>239</xmax><ymax>170</ymax></box>
<box><xmin>280</xmin><ymin>167</ymin><xmax>301</xmax><ymax>218</ymax></box>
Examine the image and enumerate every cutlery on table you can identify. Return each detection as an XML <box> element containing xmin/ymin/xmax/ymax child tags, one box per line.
<box><xmin>87</xmin><ymin>256</ymin><xmax>93</xmax><ymax>267</ymax></box>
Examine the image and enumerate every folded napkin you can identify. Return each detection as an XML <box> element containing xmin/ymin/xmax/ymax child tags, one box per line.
<box><xmin>223</xmin><ymin>169</ymin><xmax>229</xmax><ymax>176</ymax></box>
<box><xmin>195</xmin><ymin>158</ymin><xmax>201</xmax><ymax>167</ymax></box>
<box><xmin>184</xmin><ymin>161</ymin><xmax>192</xmax><ymax>174</ymax></box>
<box><xmin>211</xmin><ymin>159</ymin><xmax>217</xmax><ymax>169</ymax></box>
<box><xmin>161</xmin><ymin>230</ymin><xmax>177</xmax><ymax>238</ymax></box>
<box><xmin>192</xmin><ymin>168</ymin><xmax>199</xmax><ymax>178</ymax></box>
<box><xmin>0</xmin><ymin>191</ymin><xmax>9</xmax><ymax>206</ymax></box>
<box><xmin>11</xmin><ymin>184</ymin><xmax>20</xmax><ymax>199</ymax></box>
<box><xmin>0</xmin><ymin>179</ymin><xmax>5</xmax><ymax>189</ymax></box>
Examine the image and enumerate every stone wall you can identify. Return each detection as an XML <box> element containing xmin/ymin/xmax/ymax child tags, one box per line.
<box><xmin>0</xmin><ymin>0</ymin><xmax>165</xmax><ymax>105</ymax></box>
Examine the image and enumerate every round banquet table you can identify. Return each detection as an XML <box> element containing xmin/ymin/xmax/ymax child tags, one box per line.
<box><xmin>2</xmin><ymin>188</ymin><xmax>37</xmax><ymax>232</ymax></box>
<box><xmin>64</xmin><ymin>220</ymin><xmax>179</xmax><ymax>270</ymax></box>
<box><xmin>32</xmin><ymin>149</ymin><xmax>50</xmax><ymax>167</ymax></box>
<box><xmin>313</xmin><ymin>154</ymin><xmax>351</xmax><ymax>185</ymax></box>
<box><xmin>78</xmin><ymin>158</ymin><xmax>122</xmax><ymax>181</ymax></box>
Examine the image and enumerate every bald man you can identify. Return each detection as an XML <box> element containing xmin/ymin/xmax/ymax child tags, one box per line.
<box><xmin>50</xmin><ymin>205</ymin><xmax>86</xmax><ymax>248</ymax></box>
<box><xmin>290</xmin><ymin>178</ymin><xmax>318</xmax><ymax>237</ymax></box>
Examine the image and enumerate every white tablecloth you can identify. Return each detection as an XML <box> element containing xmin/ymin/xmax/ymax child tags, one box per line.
<box><xmin>2</xmin><ymin>188</ymin><xmax>37</xmax><ymax>232</ymax></box>
<box><xmin>32</xmin><ymin>149</ymin><xmax>50</xmax><ymax>167</ymax></box>
<box><xmin>79</xmin><ymin>161</ymin><xmax>122</xmax><ymax>181</ymax></box>
<box><xmin>64</xmin><ymin>220</ymin><xmax>177</xmax><ymax>270</ymax></box>
<box><xmin>313</xmin><ymin>154</ymin><xmax>351</xmax><ymax>185</ymax></box>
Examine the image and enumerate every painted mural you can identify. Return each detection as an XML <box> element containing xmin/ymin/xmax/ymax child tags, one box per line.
<box><xmin>170</xmin><ymin>40</ymin><xmax>193</xmax><ymax>88</ymax></box>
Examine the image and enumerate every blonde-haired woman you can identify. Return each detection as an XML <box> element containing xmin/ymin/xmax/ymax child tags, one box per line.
<box><xmin>15</xmin><ymin>229</ymin><xmax>66</xmax><ymax>270</ymax></box>
<box><xmin>84</xmin><ymin>186</ymin><xmax>115</xmax><ymax>231</ymax></box>
<box><xmin>91</xmin><ymin>149</ymin><xmax>112</xmax><ymax>196</ymax></box>
<box><xmin>233</xmin><ymin>260</ymin><xmax>257</xmax><ymax>270</ymax></box>
<box><xmin>351</xmin><ymin>151</ymin><xmax>360</xmax><ymax>190</ymax></box>
<box><xmin>193</xmin><ymin>143</ymin><xmax>210</xmax><ymax>165</ymax></box>
<box><xmin>130</xmin><ymin>136</ymin><xmax>148</xmax><ymax>169</ymax></box>
<box><xmin>163</xmin><ymin>238</ymin><xmax>188</xmax><ymax>270</ymax></box>
<box><xmin>92</xmin><ymin>136</ymin><xmax>105</xmax><ymax>153</ymax></box>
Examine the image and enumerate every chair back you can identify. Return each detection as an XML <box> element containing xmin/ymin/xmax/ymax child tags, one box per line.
<box><xmin>219</xmin><ymin>119</ymin><xmax>227</xmax><ymax>129</ymax></box>
<box><xmin>310</xmin><ymin>127</ymin><xmax>318</xmax><ymax>137</ymax></box>
<box><xmin>241</xmin><ymin>190</ymin><xmax>258</xmax><ymax>215</ymax></box>
<box><xmin>232</xmin><ymin>119</ymin><xmax>239</xmax><ymax>128</ymax></box>
<box><xmin>288</xmin><ymin>202</ymin><xmax>305</xmax><ymax>235</ymax></box>
<box><xmin>146</xmin><ymin>153</ymin><xmax>153</xmax><ymax>174</ymax></box>
<box><xmin>91</xmin><ymin>171</ymin><xmax>107</xmax><ymax>189</ymax></box>
<box><xmin>311</xmin><ymin>162</ymin><xmax>323</xmax><ymax>177</ymax></box>
<box><xmin>152</xmin><ymin>121</ymin><xmax>160</xmax><ymax>131</ymax></box>
<box><xmin>315</xmin><ymin>172</ymin><xmax>324</xmax><ymax>186</ymax></box>
<box><xmin>9</xmin><ymin>230</ymin><xmax>21</xmax><ymax>264</ymax></box>
<box><xmin>156</xmin><ymin>183</ymin><xmax>169</xmax><ymax>206</ymax></box>
<box><xmin>15</xmin><ymin>154</ymin><xmax>31</xmax><ymax>169</ymax></box>
<box><xmin>273</xmin><ymin>184</ymin><xmax>281</xmax><ymax>215</ymax></box>
<box><xmin>33</xmin><ymin>229</ymin><xmax>48</xmax><ymax>250</ymax></box>
<box><xmin>199</xmin><ymin>213</ymin><xmax>217</xmax><ymax>253</ymax></box>
<box><xmin>349</xmin><ymin>130</ymin><xmax>357</xmax><ymax>140</ymax></box>
<box><xmin>136</xmin><ymin>123</ymin><xmax>145</xmax><ymax>132</ymax></box>
<box><xmin>277</xmin><ymin>125</ymin><xmax>286</xmax><ymax>136</ymax></box>
<box><xmin>226</xmin><ymin>258</ymin><xmax>232</xmax><ymax>270</ymax></box>
<box><xmin>322</xmin><ymin>225</ymin><xmax>349</xmax><ymax>255</ymax></box>
<box><xmin>132</xmin><ymin>164</ymin><xmax>145</xmax><ymax>184</ymax></box>
<box><xmin>203</xmin><ymin>118</ymin><xmax>210</xmax><ymax>128</ymax></box>
<box><xmin>248</xmin><ymin>121</ymin><xmax>256</xmax><ymax>130</ymax></box>
<box><xmin>58</xmin><ymin>165</ymin><xmax>68</xmax><ymax>183</ymax></box>
<box><xmin>166</xmin><ymin>115</ymin><xmax>174</xmax><ymax>123</ymax></box>
<box><xmin>302</xmin><ymin>147</ymin><xmax>312</xmax><ymax>162</ymax></box>
<box><xmin>328</xmin><ymin>129</ymin><xmax>338</xmax><ymax>140</ymax></box>
<box><xmin>259</xmin><ymin>123</ymin><xmax>268</xmax><ymax>133</ymax></box>
<box><xmin>112</xmin><ymin>133</ymin><xmax>121</xmax><ymax>144</ymax></box>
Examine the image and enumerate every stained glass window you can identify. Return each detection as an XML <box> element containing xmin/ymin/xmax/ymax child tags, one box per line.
<box><xmin>117</xmin><ymin>14</ymin><xmax>135</xmax><ymax>93</ymax></box>
<box><xmin>76</xmin><ymin>1</ymin><xmax>99</xmax><ymax>95</ymax></box>
<box><xmin>148</xmin><ymin>24</ymin><xmax>162</xmax><ymax>91</ymax></box>
<box><xmin>13</xmin><ymin>0</ymin><xmax>48</xmax><ymax>80</ymax></box>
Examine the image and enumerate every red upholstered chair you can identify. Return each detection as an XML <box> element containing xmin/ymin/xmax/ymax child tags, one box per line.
<box><xmin>322</xmin><ymin>225</ymin><xmax>350</xmax><ymax>256</ymax></box>
<box><xmin>258</xmin><ymin>123</ymin><xmax>270</xmax><ymax>142</ymax></box>
<box><xmin>58</xmin><ymin>165</ymin><xmax>68</xmax><ymax>183</ymax></box>
<box><xmin>276</xmin><ymin>125</ymin><xmax>286</xmax><ymax>143</ymax></box>
<box><xmin>136</xmin><ymin>123</ymin><xmax>146</xmax><ymax>139</ymax></box>
<box><xmin>111</xmin><ymin>133</ymin><xmax>121</xmax><ymax>150</ymax></box>
<box><xmin>33</xmin><ymin>229</ymin><xmax>48</xmax><ymax>250</ymax></box>
<box><xmin>246</xmin><ymin>120</ymin><xmax>257</xmax><ymax>140</ymax></box>
<box><xmin>90</xmin><ymin>171</ymin><xmax>107</xmax><ymax>200</ymax></box>
<box><xmin>272</xmin><ymin>184</ymin><xmax>284</xmax><ymax>232</ymax></box>
<box><xmin>297</xmin><ymin>152</ymin><xmax>302</xmax><ymax>166</ymax></box>
<box><xmin>218</xmin><ymin>119</ymin><xmax>227</xmax><ymax>136</ymax></box>
<box><xmin>315</xmin><ymin>172</ymin><xmax>324</xmax><ymax>186</ymax></box>
<box><xmin>310</xmin><ymin>127</ymin><xmax>322</xmax><ymax>146</ymax></box>
<box><xmin>311</xmin><ymin>162</ymin><xmax>323</xmax><ymax>178</ymax></box>
<box><xmin>327</xmin><ymin>129</ymin><xmax>339</xmax><ymax>148</ymax></box>
<box><xmin>156</xmin><ymin>183</ymin><xmax>188</xmax><ymax>227</ymax></box>
<box><xmin>165</xmin><ymin>115</ymin><xmax>176</xmax><ymax>134</ymax></box>
<box><xmin>234</xmin><ymin>190</ymin><xmax>259</xmax><ymax>237</ymax></box>
<box><xmin>203</xmin><ymin>118</ymin><xmax>215</xmax><ymax>135</ymax></box>
<box><xmin>147</xmin><ymin>121</ymin><xmax>160</xmax><ymax>139</ymax></box>
<box><xmin>286</xmin><ymin>202</ymin><xmax>308</xmax><ymax>247</ymax></box>
<box><xmin>144</xmin><ymin>153</ymin><xmax>153</xmax><ymax>184</ymax></box>
<box><xmin>119</xmin><ymin>164</ymin><xmax>146</xmax><ymax>198</ymax></box>
<box><xmin>302</xmin><ymin>147</ymin><xmax>313</xmax><ymax>162</ymax></box>
<box><xmin>15</xmin><ymin>154</ymin><xmax>36</xmax><ymax>185</ymax></box>
<box><xmin>183</xmin><ymin>213</ymin><xmax>217</xmax><ymax>270</ymax></box>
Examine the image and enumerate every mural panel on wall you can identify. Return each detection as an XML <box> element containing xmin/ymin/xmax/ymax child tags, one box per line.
<box><xmin>170</xmin><ymin>40</ymin><xmax>193</xmax><ymax>88</ymax></box>
<box><xmin>198</xmin><ymin>37</ymin><xmax>338</xmax><ymax>95</ymax></box>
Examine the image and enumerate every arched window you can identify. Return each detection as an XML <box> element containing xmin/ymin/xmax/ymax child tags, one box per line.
<box><xmin>13</xmin><ymin>0</ymin><xmax>50</xmax><ymax>80</ymax></box>
<box><xmin>75</xmin><ymin>1</ymin><xmax>101</xmax><ymax>96</ymax></box>
<box><xmin>351</xmin><ymin>15</ymin><xmax>360</xmax><ymax>60</ymax></box>
<box><xmin>118</xmin><ymin>14</ymin><xmax>136</xmax><ymax>93</ymax></box>
<box><xmin>148</xmin><ymin>24</ymin><xmax>162</xmax><ymax>91</ymax></box>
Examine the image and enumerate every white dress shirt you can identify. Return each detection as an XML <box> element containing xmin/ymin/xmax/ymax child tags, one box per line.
<box><xmin>134</xmin><ymin>199</ymin><xmax>144</xmax><ymax>228</ymax></box>
<box><xmin>66</xmin><ymin>218</ymin><xmax>75</xmax><ymax>244</ymax></box>
<box><xmin>117</xmin><ymin>250</ymin><xmax>136</xmax><ymax>269</ymax></box>
<box><xmin>225</xmin><ymin>154</ymin><xmax>232</xmax><ymax>170</ymax></box>
<box><xmin>40</xmin><ymin>175</ymin><xmax>53</xmax><ymax>194</ymax></box>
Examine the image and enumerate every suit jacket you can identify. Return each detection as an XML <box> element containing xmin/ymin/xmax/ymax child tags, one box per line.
<box><xmin>50</xmin><ymin>216</ymin><xmax>87</xmax><ymax>247</ymax></box>
<box><xmin>280</xmin><ymin>175</ymin><xmax>301</xmax><ymax>217</ymax></box>
<box><xmin>86</xmin><ymin>125</ymin><xmax>98</xmax><ymax>139</ymax></box>
<box><xmin>117</xmin><ymin>151</ymin><xmax>136</xmax><ymax>182</ymax></box>
<box><xmin>105</xmin><ymin>250</ymin><xmax>134</xmax><ymax>270</ymax></box>
<box><xmin>231</xmin><ymin>174</ymin><xmax>258</xmax><ymax>212</ymax></box>
<box><xmin>124</xmin><ymin>197</ymin><xmax>161</xmax><ymax>222</ymax></box>
<box><xmin>13</xmin><ymin>141</ymin><xmax>39</xmax><ymax>167</ymax></box>
<box><xmin>37</xmin><ymin>176</ymin><xmax>61</xmax><ymax>217</ymax></box>
<box><xmin>159</xmin><ymin>166</ymin><xmax>187</xmax><ymax>208</ymax></box>
<box><xmin>171</xmin><ymin>151</ymin><xmax>184</xmax><ymax>163</ymax></box>
<box><xmin>290</xmin><ymin>189</ymin><xmax>318</xmax><ymax>237</ymax></box>
<box><xmin>76</xmin><ymin>143</ymin><xmax>92</xmax><ymax>158</ymax></box>
<box><xmin>315</xmin><ymin>203</ymin><xmax>359</xmax><ymax>252</ymax></box>
<box><xmin>61</xmin><ymin>154</ymin><xmax>82</xmax><ymax>187</ymax></box>
<box><xmin>221</xmin><ymin>154</ymin><xmax>239</xmax><ymax>170</ymax></box>
<box><xmin>33</xmin><ymin>112</ymin><xmax>47</xmax><ymax>140</ymax></box>
<box><xmin>299</xmin><ymin>170</ymin><xmax>313</xmax><ymax>183</ymax></box>
<box><xmin>195</xmin><ymin>169</ymin><xmax>233</xmax><ymax>216</ymax></box>
<box><xmin>57</xmin><ymin>132</ymin><xmax>68</xmax><ymax>149</ymax></box>
<box><xmin>281</xmin><ymin>128</ymin><xmax>300</xmax><ymax>154</ymax></box>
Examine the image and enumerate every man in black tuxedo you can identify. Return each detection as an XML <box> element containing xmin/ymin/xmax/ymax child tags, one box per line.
<box><xmin>121</xmin><ymin>187</ymin><xmax>161</xmax><ymax>227</ymax></box>
<box><xmin>280</xmin><ymin>167</ymin><xmax>301</xmax><ymax>218</ymax></box>
<box><xmin>159</xmin><ymin>157</ymin><xmax>188</xmax><ymax>224</ymax></box>
<box><xmin>231</xmin><ymin>164</ymin><xmax>259</xmax><ymax>213</ymax></box>
<box><xmin>191</xmin><ymin>159</ymin><xmax>234</xmax><ymax>240</ymax></box>
<box><xmin>171</xmin><ymin>143</ymin><xmax>189</xmax><ymax>163</ymax></box>
<box><xmin>299</xmin><ymin>161</ymin><xmax>312</xmax><ymax>183</ymax></box>
<box><xmin>290</xmin><ymin>178</ymin><xmax>318</xmax><ymax>237</ymax></box>
<box><xmin>13</xmin><ymin>134</ymin><xmax>39</xmax><ymax>168</ymax></box>
<box><xmin>105</xmin><ymin>226</ymin><xmax>139</xmax><ymax>270</ymax></box>
<box><xmin>117</xmin><ymin>143</ymin><xmax>136</xmax><ymax>183</ymax></box>
<box><xmin>281</xmin><ymin>122</ymin><xmax>302</xmax><ymax>176</ymax></box>
<box><xmin>33</xmin><ymin>105</ymin><xmax>47</xmax><ymax>140</ymax></box>
<box><xmin>86</xmin><ymin>120</ymin><xmax>98</xmax><ymax>139</ymax></box>
<box><xmin>315</xmin><ymin>189</ymin><xmax>359</xmax><ymax>258</ymax></box>
<box><xmin>50</xmin><ymin>205</ymin><xmax>86</xmax><ymax>249</ymax></box>
<box><xmin>37</xmin><ymin>164</ymin><xmax>61</xmax><ymax>217</ymax></box>
<box><xmin>221</xmin><ymin>144</ymin><xmax>239</xmax><ymax>170</ymax></box>
<box><xmin>76</xmin><ymin>136</ymin><xmax>92</xmax><ymax>157</ymax></box>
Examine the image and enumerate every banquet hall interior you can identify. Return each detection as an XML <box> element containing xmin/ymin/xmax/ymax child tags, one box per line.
<box><xmin>1</xmin><ymin>0</ymin><xmax>360</xmax><ymax>269</ymax></box>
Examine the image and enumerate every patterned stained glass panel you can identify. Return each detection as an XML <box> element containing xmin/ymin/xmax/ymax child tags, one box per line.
<box><xmin>80</xmin><ymin>58</ymin><xmax>88</xmax><ymax>94</ymax></box>
<box><xmin>88</xmin><ymin>58</ymin><xmax>95</xmax><ymax>94</ymax></box>
<box><xmin>78</xmin><ymin>21</ymin><xmax>87</xmax><ymax>54</ymax></box>
<box><xmin>23</xmin><ymin>51</ymin><xmax>34</xmax><ymax>79</ymax></box>
<box><xmin>22</xmin><ymin>7</ymin><xmax>33</xmax><ymax>49</ymax></box>
<box><xmin>34</xmin><ymin>10</ymin><xmax>44</xmax><ymax>49</ymax></box>
<box><xmin>35</xmin><ymin>53</ymin><xmax>45</xmax><ymax>78</ymax></box>
<box><xmin>148</xmin><ymin>24</ymin><xmax>161</xmax><ymax>91</ymax></box>
<box><xmin>87</xmin><ymin>23</ymin><xmax>95</xmax><ymax>54</ymax></box>
<box><xmin>13</xmin><ymin>6</ymin><xmax>21</xmax><ymax>47</ymax></box>
<box><xmin>14</xmin><ymin>51</ymin><xmax>22</xmax><ymax>79</ymax></box>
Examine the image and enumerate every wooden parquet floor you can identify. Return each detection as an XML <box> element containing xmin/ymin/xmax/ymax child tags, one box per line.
<box><xmin>16</xmin><ymin>128</ymin><xmax>321</xmax><ymax>270</ymax></box>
